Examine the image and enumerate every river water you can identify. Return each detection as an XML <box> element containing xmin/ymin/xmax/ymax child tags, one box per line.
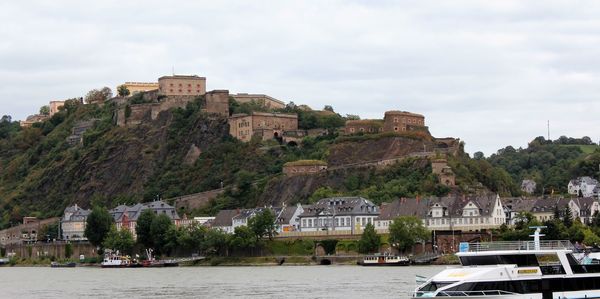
<box><xmin>0</xmin><ymin>265</ymin><xmax>445</xmax><ymax>298</ymax></box>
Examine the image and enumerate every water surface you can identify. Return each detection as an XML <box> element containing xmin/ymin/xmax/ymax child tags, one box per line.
<box><xmin>0</xmin><ymin>265</ymin><xmax>445</xmax><ymax>298</ymax></box>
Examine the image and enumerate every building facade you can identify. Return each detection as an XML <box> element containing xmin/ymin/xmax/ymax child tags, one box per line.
<box><xmin>158</xmin><ymin>75</ymin><xmax>206</xmax><ymax>96</ymax></box>
<box><xmin>231</xmin><ymin>93</ymin><xmax>286</xmax><ymax>110</ymax></box>
<box><xmin>120</xmin><ymin>82</ymin><xmax>159</xmax><ymax>94</ymax></box>
<box><xmin>0</xmin><ymin>217</ymin><xmax>60</xmax><ymax>246</ymax></box>
<box><xmin>521</xmin><ymin>179</ymin><xmax>537</xmax><ymax>195</ymax></box>
<box><xmin>61</xmin><ymin>204</ymin><xmax>91</xmax><ymax>241</ymax></box>
<box><xmin>375</xmin><ymin>194</ymin><xmax>506</xmax><ymax>233</ymax></box>
<box><xmin>228</xmin><ymin>112</ymin><xmax>298</xmax><ymax>142</ymax></box>
<box><xmin>431</xmin><ymin>159</ymin><xmax>456</xmax><ymax>186</ymax></box>
<box><xmin>344</xmin><ymin>119</ymin><xmax>384</xmax><ymax>134</ymax></box>
<box><xmin>298</xmin><ymin>197</ymin><xmax>380</xmax><ymax>233</ymax></box>
<box><xmin>204</xmin><ymin>89</ymin><xmax>230</xmax><ymax>117</ymax></box>
<box><xmin>49</xmin><ymin>101</ymin><xmax>65</xmax><ymax>116</ymax></box>
<box><xmin>568</xmin><ymin>177</ymin><xmax>599</xmax><ymax>198</ymax></box>
<box><xmin>109</xmin><ymin>201</ymin><xmax>180</xmax><ymax>238</ymax></box>
<box><xmin>383</xmin><ymin>110</ymin><xmax>425</xmax><ymax>133</ymax></box>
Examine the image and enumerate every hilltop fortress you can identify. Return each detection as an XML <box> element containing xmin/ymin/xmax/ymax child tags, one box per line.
<box><xmin>19</xmin><ymin>72</ymin><xmax>459</xmax><ymax>157</ymax></box>
<box><xmin>114</xmin><ymin>75</ymin><xmax>229</xmax><ymax>126</ymax></box>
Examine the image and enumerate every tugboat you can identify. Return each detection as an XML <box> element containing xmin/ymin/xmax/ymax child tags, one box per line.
<box><xmin>413</xmin><ymin>226</ymin><xmax>600</xmax><ymax>298</ymax></box>
<box><xmin>101</xmin><ymin>251</ymin><xmax>140</xmax><ymax>268</ymax></box>
<box><xmin>358</xmin><ymin>253</ymin><xmax>410</xmax><ymax>266</ymax></box>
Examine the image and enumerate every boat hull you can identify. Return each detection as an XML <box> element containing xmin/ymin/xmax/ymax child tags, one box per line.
<box><xmin>358</xmin><ymin>261</ymin><xmax>409</xmax><ymax>266</ymax></box>
<box><xmin>412</xmin><ymin>295</ymin><xmax>541</xmax><ymax>299</ymax></box>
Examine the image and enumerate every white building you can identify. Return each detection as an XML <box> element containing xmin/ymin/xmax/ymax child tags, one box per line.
<box><xmin>568</xmin><ymin>177</ymin><xmax>599</xmax><ymax>198</ymax></box>
<box><xmin>376</xmin><ymin>194</ymin><xmax>506</xmax><ymax>232</ymax></box>
<box><xmin>275</xmin><ymin>204</ymin><xmax>304</xmax><ymax>233</ymax></box>
<box><xmin>298</xmin><ymin>197</ymin><xmax>379</xmax><ymax>233</ymax></box>
<box><xmin>61</xmin><ymin>204</ymin><xmax>91</xmax><ymax>241</ymax></box>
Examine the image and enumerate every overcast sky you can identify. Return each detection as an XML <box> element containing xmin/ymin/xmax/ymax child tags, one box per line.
<box><xmin>1</xmin><ymin>1</ymin><xmax>598</xmax><ymax>155</ymax></box>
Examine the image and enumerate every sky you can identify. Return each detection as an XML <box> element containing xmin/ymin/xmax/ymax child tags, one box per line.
<box><xmin>1</xmin><ymin>0</ymin><xmax>599</xmax><ymax>155</ymax></box>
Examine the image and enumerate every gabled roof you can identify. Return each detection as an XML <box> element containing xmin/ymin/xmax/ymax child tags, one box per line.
<box><xmin>277</xmin><ymin>205</ymin><xmax>302</xmax><ymax>224</ymax></box>
<box><xmin>109</xmin><ymin>201</ymin><xmax>179</xmax><ymax>222</ymax></box>
<box><xmin>530</xmin><ymin>197</ymin><xmax>570</xmax><ymax>213</ymax></box>
<box><xmin>299</xmin><ymin>197</ymin><xmax>379</xmax><ymax>218</ymax></box>
<box><xmin>212</xmin><ymin>209</ymin><xmax>240</xmax><ymax>227</ymax></box>
<box><xmin>377</xmin><ymin>198</ymin><xmax>429</xmax><ymax>220</ymax></box>
<box><xmin>377</xmin><ymin>194</ymin><xmax>500</xmax><ymax>221</ymax></box>
<box><xmin>503</xmin><ymin>197</ymin><xmax>537</xmax><ymax>213</ymax></box>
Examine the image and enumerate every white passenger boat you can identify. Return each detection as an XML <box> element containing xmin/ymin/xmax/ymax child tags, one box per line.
<box><xmin>358</xmin><ymin>253</ymin><xmax>410</xmax><ymax>266</ymax></box>
<box><xmin>413</xmin><ymin>226</ymin><xmax>600</xmax><ymax>299</ymax></box>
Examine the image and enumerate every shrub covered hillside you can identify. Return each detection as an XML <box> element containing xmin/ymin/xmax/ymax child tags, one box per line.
<box><xmin>1</xmin><ymin>98</ymin><xmax>596</xmax><ymax>229</ymax></box>
<box><xmin>481</xmin><ymin>136</ymin><xmax>600</xmax><ymax>195</ymax></box>
<box><xmin>0</xmin><ymin>99</ymin><xmax>349</xmax><ymax>228</ymax></box>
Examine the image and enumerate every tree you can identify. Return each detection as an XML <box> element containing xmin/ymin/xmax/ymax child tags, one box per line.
<box><xmin>103</xmin><ymin>226</ymin><xmax>135</xmax><ymax>255</ymax></box>
<box><xmin>178</xmin><ymin>225</ymin><xmax>206</xmax><ymax>252</ymax></box>
<box><xmin>553</xmin><ymin>206</ymin><xmax>561</xmax><ymax>221</ymax></box>
<box><xmin>358</xmin><ymin>223</ymin><xmax>381</xmax><ymax>254</ymax></box>
<box><xmin>564</xmin><ymin>206</ymin><xmax>574</xmax><ymax>228</ymax></box>
<box><xmin>248</xmin><ymin>209</ymin><xmax>277</xmax><ymax>241</ymax></box>
<box><xmin>150</xmin><ymin>214</ymin><xmax>174</xmax><ymax>254</ymax></box>
<box><xmin>117</xmin><ymin>85</ymin><xmax>130</xmax><ymax>97</ymax></box>
<box><xmin>85</xmin><ymin>87</ymin><xmax>112</xmax><ymax>104</ymax></box>
<box><xmin>345</xmin><ymin>114</ymin><xmax>360</xmax><ymax>120</ymax></box>
<box><xmin>39</xmin><ymin>105</ymin><xmax>50</xmax><ymax>116</ymax></box>
<box><xmin>201</xmin><ymin>228</ymin><xmax>228</xmax><ymax>256</ymax></box>
<box><xmin>473</xmin><ymin>151</ymin><xmax>485</xmax><ymax>160</ymax></box>
<box><xmin>135</xmin><ymin>209</ymin><xmax>156</xmax><ymax>248</ymax></box>
<box><xmin>229</xmin><ymin>226</ymin><xmax>257</xmax><ymax>250</ymax></box>
<box><xmin>323</xmin><ymin>105</ymin><xmax>334</xmax><ymax>112</ymax></box>
<box><xmin>84</xmin><ymin>206</ymin><xmax>113</xmax><ymax>248</ymax></box>
<box><xmin>388</xmin><ymin>216</ymin><xmax>429</xmax><ymax>253</ymax></box>
<box><xmin>39</xmin><ymin>222</ymin><xmax>59</xmax><ymax>241</ymax></box>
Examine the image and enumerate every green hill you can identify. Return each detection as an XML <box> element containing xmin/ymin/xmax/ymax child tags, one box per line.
<box><xmin>1</xmin><ymin>99</ymin><xmax>596</xmax><ymax>229</ymax></box>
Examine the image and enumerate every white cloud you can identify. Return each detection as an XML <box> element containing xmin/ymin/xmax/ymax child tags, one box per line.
<box><xmin>0</xmin><ymin>0</ymin><xmax>598</xmax><ymax>155</ymax></box>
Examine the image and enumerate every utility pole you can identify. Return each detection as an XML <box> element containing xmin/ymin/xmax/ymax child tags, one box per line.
<box><xmin>547</xmin><ymin>120</ymin><xmax>550</xmax><ymax>141</ymax></box>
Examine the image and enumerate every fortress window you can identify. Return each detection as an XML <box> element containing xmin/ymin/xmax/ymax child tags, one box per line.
<box><xmin>169</xmin><ymin>89</ymin><xmax>173</xmax><ymax>92</ymax></box>
<box><xmin>179</xmin><ymin>83</ymin><xmax>182</xmax><ymax>87</ymax></box>
<box><xmin>178</xmin><ymin>89</ymin><xmax>182</xmax><ymax>92</ymax></box>
<box><xmin>170</xmin><ymin>83</ymin><xmax>173</xmax><ymax>87</ymax></box>
<box><xmin>188</xmin><ymin>90</ymin><xmax>191</xmax><ymax>93</ymax></box>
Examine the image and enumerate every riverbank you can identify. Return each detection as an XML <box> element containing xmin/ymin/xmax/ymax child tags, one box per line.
<box><xmin>1</xmin><ymin>254</ymin><xmax>460</xmax><ymax>267</ymax></box>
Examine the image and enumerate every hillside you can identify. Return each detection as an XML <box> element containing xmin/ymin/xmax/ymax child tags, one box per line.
<box><xmin>485</xmin><ymin>136</ymin><xmax>600</xmax><ymax>195</ymax></box>
<box><xmin>2</xmin><ymin>98</ymin><xmax>595</xmax><ymax>229</ymax></box>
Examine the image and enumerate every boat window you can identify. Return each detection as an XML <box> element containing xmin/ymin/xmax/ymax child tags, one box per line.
<box><xmin>418</xmin><ymin>281</ymin><xmax>456</xmax><ymax>292</ymax></box>
<box><xmin>460</xmin><ymin>254</ymin><xmax>539</xmax><ymax>266</ymax></box>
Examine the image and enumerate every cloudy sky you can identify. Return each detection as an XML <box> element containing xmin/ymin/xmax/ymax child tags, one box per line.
<box><xmin>1</xmin><ymin>1</ymin><xmax>598</xmax><ymax>155</ymax></box>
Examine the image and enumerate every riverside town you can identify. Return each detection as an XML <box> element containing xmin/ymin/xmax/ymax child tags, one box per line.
<box><xmin>2</xmin><ymin>2</ymin><xmax>600</xmax><ymax>298</ymax></box>
<box><xmin>2</xmin><ymin>72</ymin><xmax>600</xmax><ymax>265</ymax></box>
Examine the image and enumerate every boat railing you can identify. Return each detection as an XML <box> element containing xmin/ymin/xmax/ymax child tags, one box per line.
<box><xmin>413</xmin><ymin>290</ymin><xmax>519</xmax><ymax>297</ymax></box>
<box><xmin>467</xmin><ymin>240</ymin><xmax>573</xmax><ymax>252</ymax></box>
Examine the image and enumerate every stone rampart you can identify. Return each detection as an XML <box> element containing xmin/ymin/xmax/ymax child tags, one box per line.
<box><xmin>3</xmin><ymin>242</ymin><xmax>96</xmax><ymax>259</ymax></box>
<box><xmin>173</xmin><ymin>188</ymin><xmax>226</xmax><ymax>211</ymax></box>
